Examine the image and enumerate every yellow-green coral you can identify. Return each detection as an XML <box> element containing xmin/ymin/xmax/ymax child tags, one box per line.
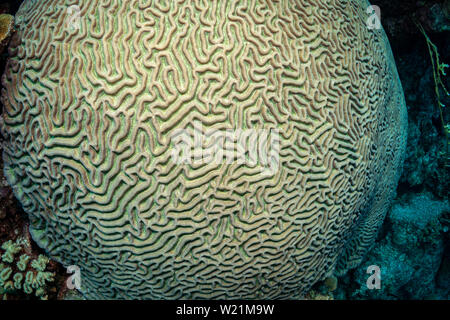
<box><xmin>1</xmin><ymin>239</ymin><xmax>24</xmax><ymax>263</ymax></box>
<box><xmin>17</xmin><ymin>254</ymin><xmax>30</xmax><ymax>272</ymax></box>
<box><xmin>0</xmin><ymin>238</ymin><xmax>55</xmax><ymax>300</ymax></box>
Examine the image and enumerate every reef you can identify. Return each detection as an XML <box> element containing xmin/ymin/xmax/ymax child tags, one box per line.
<box><xmin>395</xmin><ymin>39</ymin><xmax>449</xmax><ymax>199</ymax></box>
<box><xmin>0</xmin><ymin>101</ymin><xmax>67</xmax><ymax>300</ymax></box>
<box><xmin>374</xmin><ymin>0</ymin><xmax>450</xmax><ymax>37</ymax></box>
<box><xmin>331</xmin><ymin>0</ymin><xmax>450</xmax><ymax>299</ymax></box>
<box><xmin>0</xmin><ymin>0</ymin><xmax>448</xmax><ymax>300</ymax></box>
<box><xmin>0</xmin><ymin>14</ymin><xmax>13</xmax><ymax>55</ymax></box>
<box><xmin>0</xmin><ymin>0</ymin><xmax>407</xmax><ymax>299</ymax></box>
<box><xmin>335</xmin><ymin>193</ymin><xmax>449</xmax><ymax>299</ymax></box>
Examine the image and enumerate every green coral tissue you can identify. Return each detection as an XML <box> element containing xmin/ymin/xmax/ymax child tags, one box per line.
<box><xmin>0</xmin><ymin>238</ymin><xmax>55</xmax><ymax>300</ymax></box>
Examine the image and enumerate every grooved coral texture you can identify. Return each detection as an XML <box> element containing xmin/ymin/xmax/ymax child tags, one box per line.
<box><xmin>0</xmin><ymin>0</ymin><xmax>407</xmax><ymax>299</ymax></box>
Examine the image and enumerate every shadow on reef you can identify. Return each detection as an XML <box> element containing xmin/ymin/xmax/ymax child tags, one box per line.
<box><xmin>0</xmin><ymin>0</ymin><xmax>448</xmax><ymax>299</ymax></box>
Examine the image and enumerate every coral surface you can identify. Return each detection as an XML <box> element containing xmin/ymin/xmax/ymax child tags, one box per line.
<box><xmin>1</xmin><ymin>0</ymin><xmax>407</xmax><ymax>299</ymax></box>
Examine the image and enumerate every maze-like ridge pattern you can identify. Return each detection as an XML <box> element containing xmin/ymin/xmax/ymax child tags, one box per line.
<box><xmin>1</xmin><ymin>0</ymin><xmax>407</xmax><ymax>299</ymax></box>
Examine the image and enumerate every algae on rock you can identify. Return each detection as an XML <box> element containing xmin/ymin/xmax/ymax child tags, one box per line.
<box><xmin>0</xmin><ymin>238</ymin><xmax>55</xmax><ymax>299</ymax></box>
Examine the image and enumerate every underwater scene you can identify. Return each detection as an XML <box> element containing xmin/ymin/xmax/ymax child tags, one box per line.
<box><xmin>0</xmin><ymin>0</ymin><xmax>448</xmax><ymax>305</ymax></box>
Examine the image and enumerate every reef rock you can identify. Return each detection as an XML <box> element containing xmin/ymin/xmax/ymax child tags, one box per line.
<box><xmin>338</xmin><ymin>193</ymin><xmax>449</xmax><ymax>299</ymax></box>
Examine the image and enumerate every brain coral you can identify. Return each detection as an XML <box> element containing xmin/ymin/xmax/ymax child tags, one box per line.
<box><xmin>0</xmin><ymin>0</ymin><xmax>407</xmax><ymax>299</ymax></box>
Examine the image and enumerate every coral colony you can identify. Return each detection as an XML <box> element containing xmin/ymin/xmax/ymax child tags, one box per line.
<box><xmin>0</xmin><ymin>0</ymin><xmax>448</xmax><ymax>300</ymax></box>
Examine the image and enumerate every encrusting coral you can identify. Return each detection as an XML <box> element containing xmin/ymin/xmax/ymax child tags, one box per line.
<box><xmin>0</xmin><ymin>238</ymin><xmax>55</xmax><ymax>300</ymax></box>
